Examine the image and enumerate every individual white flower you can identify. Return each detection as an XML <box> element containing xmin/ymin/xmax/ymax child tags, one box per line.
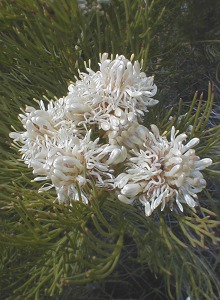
<box><xmin>115</xmin><ymin>125</ymin><xmax>212</xmax><ymax>216</ymax></box>
<box><xmin>65</xmin><ymin>53</ymin><xmax>158</xmax><ymax>146</ymax></box>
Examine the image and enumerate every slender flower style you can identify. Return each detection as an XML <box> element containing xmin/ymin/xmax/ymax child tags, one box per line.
<box><xmin>65</xmin><ymin>53</ymin><xmax>158</xmax><ymax>147</ymax></box>
<box><xmin>115</xmin><ymin>125</ymin><xmax>212</xmax><ymax>216</ymax></box>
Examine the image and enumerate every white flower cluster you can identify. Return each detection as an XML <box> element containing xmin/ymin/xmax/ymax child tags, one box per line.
<box><xmin>78</xmin><ymin>0</ymin><xmax>109</xmax><ymax>14</ymax></box>
<box><xmin>116</xmin><ymin>125</ymin><xmax>212</xmax><ymax>216</ymax></box>
<box><xmin>10</xmin><ymin>53</ymin><xmax>212</xmax><ymax>215</ymax></box>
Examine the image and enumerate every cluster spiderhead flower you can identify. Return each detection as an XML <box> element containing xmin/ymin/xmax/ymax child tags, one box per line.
<box><xmin>10</xmin><ymin>99</ymin><xmax>127</xmax><ymax>204</ymax></box>
<box><xmin>66</xmin><ymin>53</ymin><xmax>157</xmax><ymax>147</ymax></box>
<box><xmin>10</xmin><ymin>53</ymin><xmax>212</xmax><ymax>216</ymax></box>
<box><xmin>115</xmin><ymin>125</ymin><xmax>212</xmax><ymax>216</ymax></box>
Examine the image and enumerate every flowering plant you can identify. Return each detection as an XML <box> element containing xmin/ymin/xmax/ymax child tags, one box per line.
<box><xmin>1</xmin><ymin>1</ymin><xmax>220</xmax><ymax>299</ymax></box>
<box><xmin>10</xmin><ymin>53</ymin><xmax>212</xmax><ymax>217</ymax></box>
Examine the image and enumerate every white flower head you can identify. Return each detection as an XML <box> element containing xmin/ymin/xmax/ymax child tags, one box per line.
<box><xmin>36</xmin><ymin>131</ymin><xmax>117</xmax><ymax>204</ymax></box>
<box><xmin>10</xmin><ymin>99</ymin><xmax>125</xmax><ymax>204</ymax></box>
<box><xmin>97</xmin><ymin>53</ymin><xmax>157</xmax><ymax>107</ymax></box>
<box><xmin>65</xmin><ymin>53</ymin><xmax>158</xmax><ymax>146</ymax></box>
<box><xmin>9</xmin><ymin>99</ymin><xmax>80</xmax><ymax>169</ymax></box>
<box><xmin>116</xmin><ymin>125</ymin><xmax>212</xmax><ymax>216</ymax></box>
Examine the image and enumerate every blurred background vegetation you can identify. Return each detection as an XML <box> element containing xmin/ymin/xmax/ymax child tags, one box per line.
<box><xmin>0</xmin><ymin>0</ymin><xmax>220</xmax><ymax>299</ymax></box>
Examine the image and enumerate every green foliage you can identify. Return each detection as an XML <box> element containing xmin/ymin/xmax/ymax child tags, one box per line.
<box><xmin>1</xmin><ymin>181</ymin><xmax>219</xmax><ymax>299</ymax></box>
<box><xmin>0</xmin><ymin>0</ymin><xmax>220</xmax><ymax>299</ymax></box>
